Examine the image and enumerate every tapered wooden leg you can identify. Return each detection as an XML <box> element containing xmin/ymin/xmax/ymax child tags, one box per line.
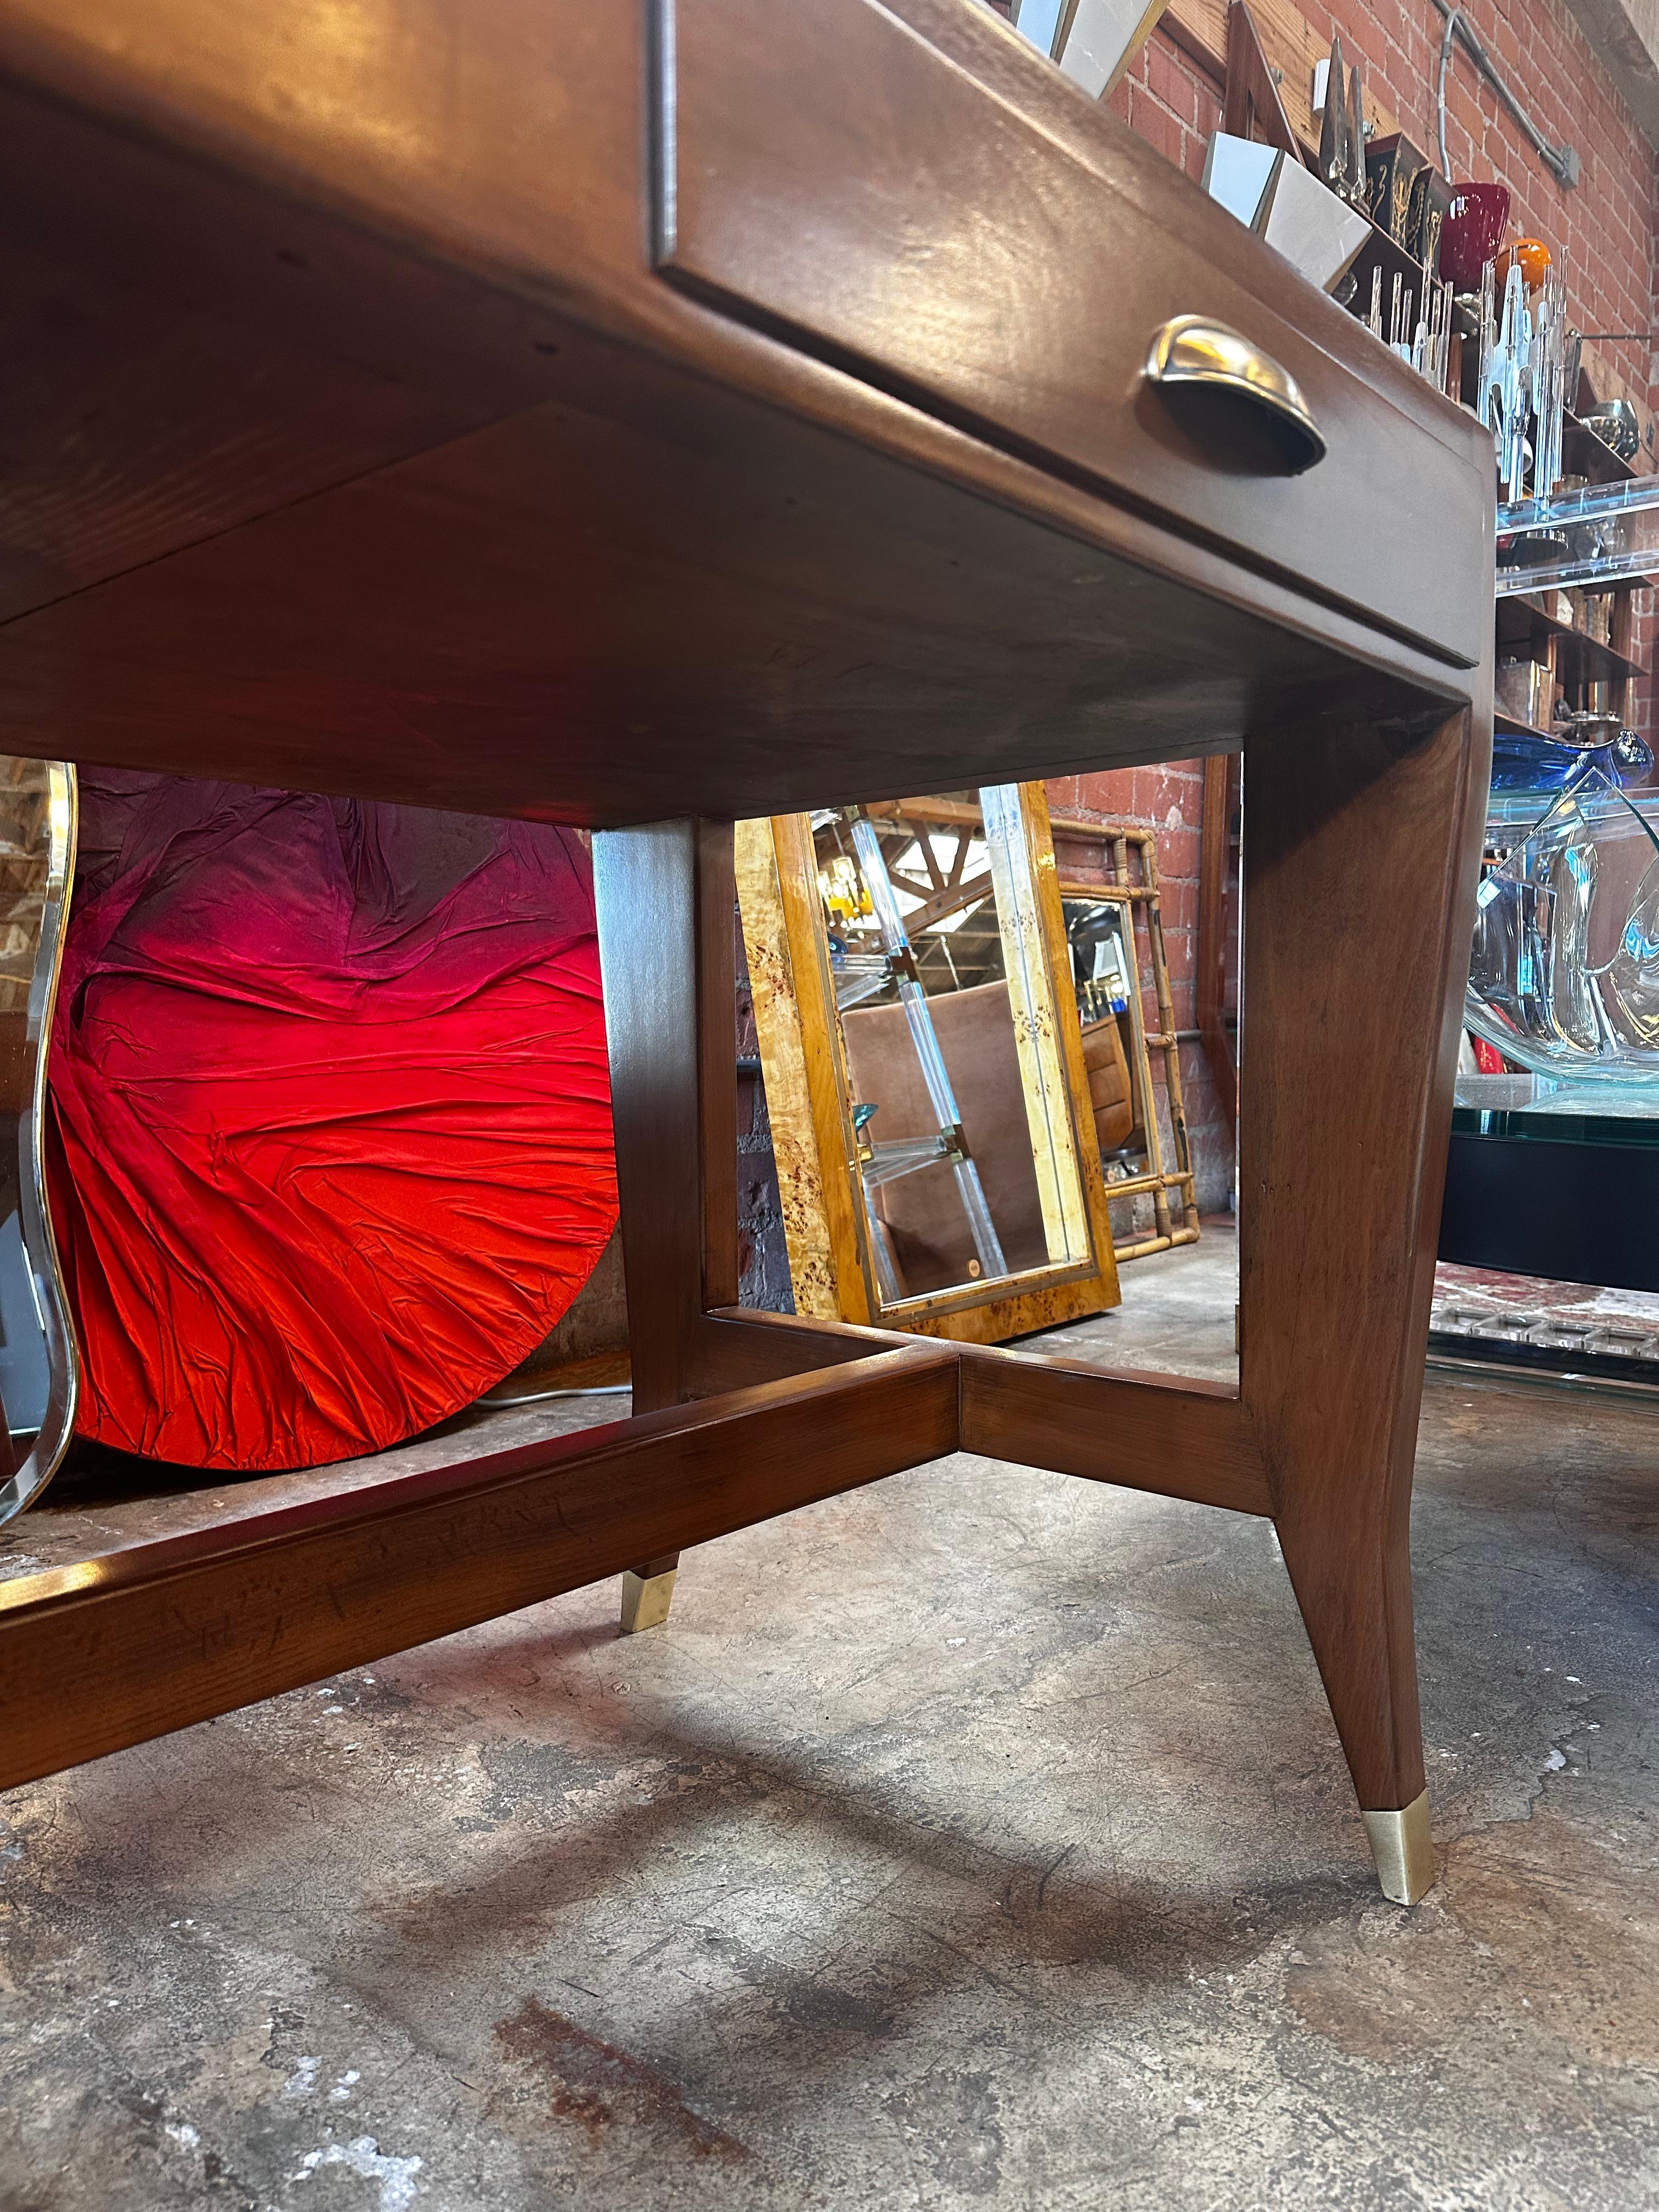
<box><xmin>594</xmin><ymin>821</ymin><xmax>738</xmax><ymax>1634</ymax></box>
<box><xmin>1241</xmin><ymin>705</ymin><xmax>1489</xmax><ymax>1902</ymax></box>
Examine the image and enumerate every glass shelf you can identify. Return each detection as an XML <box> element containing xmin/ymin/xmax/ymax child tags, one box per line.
<box><xmin>1453</xmin><ymin>1070</ymin><xmax>1659</xmax><ymax>1146</ymax></box>
<box><xmin>1497</xmin><ymin>478</ymin><xmax>1659</xmax><ymax>595</ymax></box>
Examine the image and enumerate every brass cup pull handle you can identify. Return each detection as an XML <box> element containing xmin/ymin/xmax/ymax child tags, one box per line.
<box><xmin>1144</xmin><ymin>314</ymin><xmax>1327</xmax><ymax>475</ymax></box>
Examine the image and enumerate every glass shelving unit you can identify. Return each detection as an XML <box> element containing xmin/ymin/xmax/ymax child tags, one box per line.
<box><xmin>1444</xmin><ymin>478</ymin><xmax>1659</xmax><ymax>1311</ymax></box>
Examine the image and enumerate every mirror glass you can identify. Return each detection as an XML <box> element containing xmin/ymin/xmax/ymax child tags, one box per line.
<box><xmin>810</xmin><ymin>788</ymin><xmax>1095</xmax><ymax>1308</ymax></box>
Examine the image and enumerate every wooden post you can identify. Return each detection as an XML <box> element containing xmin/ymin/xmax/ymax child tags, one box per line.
<box><xmin>1240</xmin><ymin>704</ymin><xmax>1488</xmax><ymax>1894</ymax></box>
<box><xmin>1198</xmin><ymin>753</ymin><xmax>1239</xmax><ymax>1135</ymax></box>
<box><xmin>594</xmin><ymin>819</ymin><xmax>740</xmax><ymax>1626</ymax></box>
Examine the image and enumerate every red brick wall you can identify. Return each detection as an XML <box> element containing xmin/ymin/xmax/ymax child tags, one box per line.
<box><xmin>738</xmin><ymin>3</ymin><xmax>1659</xmax><ymax>1281</ymax></box>
<box><xmin>1116</xmin><ymin>2</ymin><xmax>1657</xmax><ymax>415</ymax></box>
<box><xmin>1053</xmin><ymin>0</ymin><xmax>1659</xmax><ymax>1212</ymax></box>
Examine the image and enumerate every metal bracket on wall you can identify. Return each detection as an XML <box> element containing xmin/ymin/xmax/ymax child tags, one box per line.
<box><xmin>1430</xmin><ymin>1</ymin><xmax>1579</xmax><ymax>190</ymax></box>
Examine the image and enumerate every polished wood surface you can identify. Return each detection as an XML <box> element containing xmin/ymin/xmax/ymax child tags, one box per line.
<box><xmin>0</xmin><ymin>0</ymin><xmax>1494</xmax><ymax>1888</ymax></box>
<box><xmin>960</xmin><ymin>1347</ymin><xmax>1271</xmax><ymax>1517</ymax></box>
<box><xmin>592</xmin><ymin>819</ymin><xmax>743</xmax><ymax>1415</ymax></box>
<box><xmin>690</xmin><ymin>1304</ymin><xmax>1272</xmax><ymax>1518</ymax></box>
<box><xmin>1241</xmin><ymin>705</ymin><xmax>1488</xmax><ymax>1810</ymax></box>
<box><xmin>596</xmin><ymin>826</ymin><xmax>706</xmax><ymax>1414</ymax></box>
<box><xmin>0</xmin><ymin>1347</ymin><xmax>959</xmax><ymax>1792</ymax></box>
<box><xmin>596</xmin><ymin>820</ymin><xmax>740</xmax><ymax>1594</ymax></box>
<box><xmin>664</xmin><ymin>0</ymin><xmax>1481</xmax><ymax>665</ymax></box>
<box><xmin>0</xmin><ymin>0</ymin><xmax>1483</xmax><ymax>827</ymax></box>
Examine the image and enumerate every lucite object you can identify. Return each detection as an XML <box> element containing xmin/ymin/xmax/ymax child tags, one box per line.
<box><xmin>1488</xmin><ymin>726</ymin><xmax>1651</xmax><ymax>818</ymax></box>
<box><xmin>1497</xmin><ymin>477</ymin><xmax>1659</xmax><ymax>595</ymax></box>
<box><xmin>1466</xmin><ymin>769</ymin><xmax>1659</xmax><ymax>1080</ymax></box>
<box><xmin>1477</xmin><ymin>261</ymin><xmax>1567</xmax><ymax>503</ymax></box>
<box><xmin>0</xmin><ymin>758</ymin><xmax>79</xmax><ymax>1524</ymax></box>
<box><xmin>1443</xmin><ymin>1069</ymin><xmax>1659</xmax><ymax>1295</ymax></box>
<box><xmin>1453</xmin><ymin>1068</ymin><xmax>1659</xmax><ymax>1126</ymax></box>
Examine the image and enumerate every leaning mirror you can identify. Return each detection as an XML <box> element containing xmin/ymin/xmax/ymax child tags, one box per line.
<box><xmin>738</xmin><ymin>783</ymin><xmax>1120</xmax><ymax>1342</ymax></box>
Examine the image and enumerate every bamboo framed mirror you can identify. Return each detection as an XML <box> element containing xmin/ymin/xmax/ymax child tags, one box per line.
<box><xmin>1051</xmin><ymin>814</ymin><xmax>1201</xmax><ymax>1263</ymax></box>
<box><xmin>737</xmin><ymin>783</ymin><xmax>1121</xmax><ymax>1344</ymax></box>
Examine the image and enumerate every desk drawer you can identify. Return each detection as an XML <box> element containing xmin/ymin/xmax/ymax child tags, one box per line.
<box><xmin>655</xmin><ymin>0</ymin><xmax>1487</xmax><ymax>669</ymax></box>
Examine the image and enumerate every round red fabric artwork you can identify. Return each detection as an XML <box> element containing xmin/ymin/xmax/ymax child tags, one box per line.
<box><xmin>46</xmin><ymin>772</ymin><xmax>617</xmax><ymax>1470</ymax></box>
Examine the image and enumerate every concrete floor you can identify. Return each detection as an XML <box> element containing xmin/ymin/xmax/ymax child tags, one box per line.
<box><xmin>2</xmin><ymin>1223</ymin><xmax>1657</xmax><ymax>2209</ymax></box>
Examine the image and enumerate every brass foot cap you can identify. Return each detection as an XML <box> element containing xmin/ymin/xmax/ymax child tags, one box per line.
<box><xmin>618</xmin><ymin>1567</ymin><xmax>678</xmax><ymax>1636</ymax></box>
<box><xmin>1363</xmin><ymin>1789</ymin><xmax>1435</xmax><ymax>1905</ymax></box>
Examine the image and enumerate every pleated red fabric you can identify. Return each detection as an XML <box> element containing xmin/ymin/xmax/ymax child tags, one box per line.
<box><xmin>46</xmin><ymin>772</ymin><xmax>617</xmax><ymax>1470</ymax></box>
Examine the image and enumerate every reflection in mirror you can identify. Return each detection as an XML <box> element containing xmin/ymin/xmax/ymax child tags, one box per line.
<box><xmin>1035</xmin><ymin>804</ymin><xmax>1236</xmax><ymax>1386</ymax></box>
<box><xmin>0</xmin><ymin>759</ymin><xmax>80</xmax><ymax>1526</ymax></box>
<box><xmin>826</xmin><ymin>791</ymin><xmax>1093</xmax><ymax>1303</ymax></box>
<box><xmin>739</xmin><ymin>786</ymin><xmax>1120</xmax><ymax>1340</ymax></box>
<box><xmin>741</xmin><ymin>782</ymin><xmax>1239</xmax><ymax>1380</ymax></box>
<box><xmin>832</xmin><ymin>804</ymin><xmax>1011</xmax><ymax>1297</ymax></box>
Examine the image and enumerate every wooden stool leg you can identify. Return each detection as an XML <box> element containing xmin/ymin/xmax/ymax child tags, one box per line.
<box><xmin>594</xmin><ymin>820</ymin><xmax>739</xmax><ymax>1637</ymax></box>
<box><xmin>1241</xmin><ymin>704</ymin><xmax>1488</xmax><ymax>1903</ymax></box>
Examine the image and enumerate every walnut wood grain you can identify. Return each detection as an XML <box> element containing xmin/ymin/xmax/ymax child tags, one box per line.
<box><xmin>698</xmin><ymin>823</ymin><xmax>741</xmax><ymax>1314</ymax></box>
<box><xmin>596</xmin><ymin>819</ymin><xmax>740</xmax><ymax>1598</ymax></box>
<box><xmin>663</xmin><ymin>0</ymin><xmax>1484</xmax><ymax>667</ymax></box>
<box><xmin>0</xmin><ymin>0</ymin><xmax>1496</xmax><ymax>1883</ymax></box>
<box><xmin>690</xmin><ymin>1311</ymin><xmax>1272</xmax><ymax>1521</ymax></box>
<box><xmin>1240</xmin><ymin>703</ymin><xmax>1491</xmax><ymax>1812</ymax></box>
<box><xmin>0</xmin><ymin>0</ymin><xmax>1483</xmax><ymax>829</ymax></box>
<box><xmin>0</xmin><ymin>1347</ymin><xmax>958</xmax><ymax>1792</ymax></box>
<box><xmin>689</xmin><ymin>1309</ymin><xmax>917</xmax><ymax>1396</ymax></box>
<box><xmin>595</xmin><ymin>824</ymin><xmax>700</xmax><ymax>1414</ymax></box>
<box><xmin>958</xmin><ymin>1344</ymin><xmax>1271</xmax><ymax>1516</ymax></box>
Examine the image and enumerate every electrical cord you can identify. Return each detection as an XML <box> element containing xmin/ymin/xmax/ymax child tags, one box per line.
<box><xmin>1431</xmin><ymin>0</ymin><xmax>1578</xmax><ymax>190</ymax></box>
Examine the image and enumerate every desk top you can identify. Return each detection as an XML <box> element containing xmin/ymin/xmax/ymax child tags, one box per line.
<box><xmin>0</xmin><ymin>0</ymin><xmax>1492</xmax><ymax>823</ymax></box>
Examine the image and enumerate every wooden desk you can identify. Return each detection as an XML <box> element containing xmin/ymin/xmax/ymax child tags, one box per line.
<box><xmin>0</xmin><ymin>0</ymin><xmax>1492</xmax><ymax>1901</ymax></box>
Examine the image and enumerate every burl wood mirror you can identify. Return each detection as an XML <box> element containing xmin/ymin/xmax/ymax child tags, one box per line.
<box><xmin>737</xmin><ymin>783</ymin><xmax>1121</xmax><ymax>1343</ymax></box>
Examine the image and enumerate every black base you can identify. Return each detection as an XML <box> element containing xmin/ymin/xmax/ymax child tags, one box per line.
<box><xmin>1427</xmin><ymin>1330</ymin><xmax>1659</xmax><ymax>1389</ymax></box>
<box><xmin>1438</xmin><ymin>1130</ymin><xmax>1659</xmax><ymax>1295</ymax></box>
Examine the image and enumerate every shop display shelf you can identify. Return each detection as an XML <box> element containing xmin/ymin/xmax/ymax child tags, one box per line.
<box><xmin>1441</xmin><ymin>1073</ymin><xmax>1659</xmax><ymax>1294</ymax></box>
<box><xmin>1561</xmin><ymin>414</ymin><xmax>1640</xmax><ymax>487</ymax></box>
<box><xmin>1491</xmin><ymin>708</ymin><xmax>1557</xmax><ymax>742</ymax></box>
<box><xmin>1494</xmin><ymin>597</ymin><xmax>1644</xmax><ymax>685</ymax></box>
